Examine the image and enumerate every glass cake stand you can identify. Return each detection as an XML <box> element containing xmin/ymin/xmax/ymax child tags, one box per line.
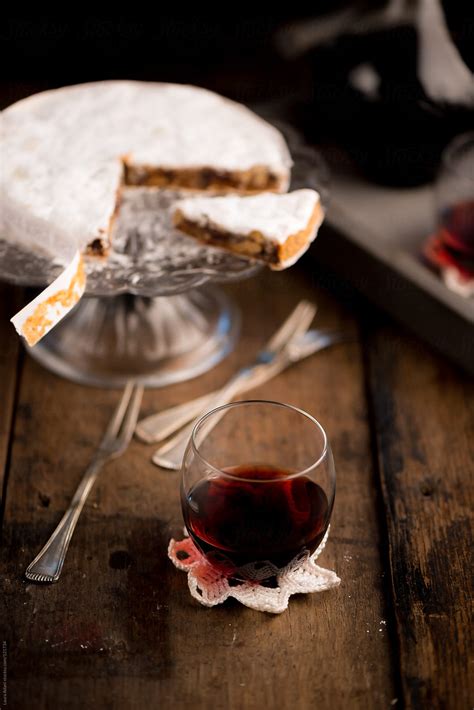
<box><xmin>0</xmin><ymin>122</ymin><xmax>329</xmax><ymax>387</ymax></box>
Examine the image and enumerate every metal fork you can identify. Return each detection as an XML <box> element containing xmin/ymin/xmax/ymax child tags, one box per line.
<box><xmin>25</xmin><ymin>382</ymin><xmax>144</xmax><ymax>583</ymax></box>
<box><xmin>137</xmin><ymin>329</ymin><xmax>348</xmax><ymax>445</ymax></box>
<box><xmin>152</xmin><ymin>300</ymin><xmax>317</xmax><ymax>470</ymax></box>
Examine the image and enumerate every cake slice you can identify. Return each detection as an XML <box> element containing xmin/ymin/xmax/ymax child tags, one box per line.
<box><xmin>172</xmin><ymin>189</ymin><xmax>324</xmax><ymax>269</ymax></box>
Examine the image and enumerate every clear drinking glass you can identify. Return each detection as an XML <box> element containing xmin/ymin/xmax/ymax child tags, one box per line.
<box><xmin>181</xmin><ymin>400</ymin><xmax>336</xmax><ymax>582</ymax></box>
<box><xmin>436</xmin><ymin>132</ymin><xmax>474</xmax><ymax>254</ymax></box>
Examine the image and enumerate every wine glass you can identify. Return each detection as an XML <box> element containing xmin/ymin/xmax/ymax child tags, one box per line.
<box><xmin>181</xmin><ymin>400</ymin><xmax>336</xmax><ymax>582</ymax></box>
<box><xmin>436</xmin><ymin>131</ymin><xmax>474</xmax><ymax>257</ymax></box>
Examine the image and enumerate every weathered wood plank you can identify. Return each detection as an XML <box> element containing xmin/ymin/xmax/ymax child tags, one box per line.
<box><xmin>1</xmin><ymin>267</ymin><xmax>397</xmax><ymax>709</ymax></box>
<box><xmin>366</xmin><ymin>322</ymin><xmax>474</xmax><ymax>709</ymax></box>
<box><xmin>0</xmin><ymin>284</ymin><xmax>23</xmax><ymax>521</ymax></box>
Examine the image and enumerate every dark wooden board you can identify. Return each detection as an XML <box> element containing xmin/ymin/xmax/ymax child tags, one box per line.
<box><xmin>366</xmin><ymin>318</ymin><xmax>474</xmax><ymax>709</ymax></box>
<box><xmin>0</xmin><ymin>285</ymin><xmax>23</xmax><ymax>517</ymax></box>
<box><xmin>1</xmin><ymin>268</ymin><xmax>398</xmax><ymax>709</ymax></box>
<box><xmin>311</xmin><ymin>223</ymin><xmax>474</xmax><ymax>376</ymax></box>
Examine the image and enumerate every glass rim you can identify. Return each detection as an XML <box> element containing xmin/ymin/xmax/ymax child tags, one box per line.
<box><xmin>441</xmin><ymin>131</ymin><xmax>474</xmax><ymax>183</ymax></box>
<box><xmin>190</xmin><ymin>399</ymin><xmax>329</xmax><ymax>482</ymax></box>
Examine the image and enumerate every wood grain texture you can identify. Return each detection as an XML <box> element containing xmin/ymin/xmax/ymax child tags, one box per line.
<box><xmin>0</xmin><ymin>284</ymin><xmax>23</xmax><ymax>518</ymax></box>
<box><xmin>0</xmin><ymin>267</ymin><xmax>397</xmax><ymax>709</ymax></box>
<box><xmin>366</xmin><ymin>321</ymin><xmax>474</xmax><ymax>709</ymax></box>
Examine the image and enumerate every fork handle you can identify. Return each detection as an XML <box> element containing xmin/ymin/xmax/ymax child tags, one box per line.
<box><xmin>136</xmin><ymin>391</ymin><xmax>216</xmax><ymax>444</ymax></box>
<box><xmin>140</xmin><ymin>346</ymin><xmax>300</xmax><ymax>446</ymax></box>
<box><xmin>25</xmin><ymin>455</ymin><xmax>106</xmax><ymax>583</ymax></box>
<box><xmin>152</xmin><ymin>373</ymin><xmax>248</xmax><ymax>470</ymax></box>
<box><xmin>137</xmin><ymin>366</ymin><xmax>275</xmax><ymax>445</ymax></box>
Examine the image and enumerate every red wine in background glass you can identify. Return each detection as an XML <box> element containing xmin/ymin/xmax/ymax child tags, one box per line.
<box><xmin>181</xmin><ymin>464</ymin><xmax>330</xmax><ymax>581</ymax></box>
<box><xmin>441</xmin><ymin>199</ymin><xmax>474</xmax><ymax>257</ymax></box>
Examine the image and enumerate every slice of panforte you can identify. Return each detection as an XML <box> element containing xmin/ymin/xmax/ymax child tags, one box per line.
<box><xmin>172</xmin><ymin>189</ymin><xmax>324</xmax><ymax>270</ymax></box>
<box><xmin>10</xmin><ymin>251</ymin><xmax>86</xmax><ymax>347</ymax></box>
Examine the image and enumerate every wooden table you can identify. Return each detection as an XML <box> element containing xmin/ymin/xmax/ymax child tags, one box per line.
<box><xmin>0</xmin><ymin>263</ymin><xmax>472</xmax><ymax>709</ymax></box>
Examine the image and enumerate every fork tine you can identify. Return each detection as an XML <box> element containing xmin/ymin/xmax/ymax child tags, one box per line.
<box><xmin>266</xmin><ymin>300</ymin><xmax>317</xmax><ymax>352</ymax></box>
<box><xmin>103</xmin><ymin>381</ymin><xmax>134</xmax><ymax>442</ymax></box>
<box><xmin>116</xmin><ymin>384</ymin><xmax>144</xmax><ymax>446</ymax></box>
<box><xmin>288</xmin><ymin>329</ymin><xmax>349</xmax><ymax>358</ymax></box>
<box><xmin>291</xmin><ymin>302</ymin><xmax>318</xmax><ymax>340</ymax></box>
<box><xmin>274</xmin><ymin>301</ymin><xmax>317</xmax><ymax>350</ymax></box>
<box><xmin>266</xmin><ymin>301</ymin><xmax>307</xmax><ymax>351</ymax></box>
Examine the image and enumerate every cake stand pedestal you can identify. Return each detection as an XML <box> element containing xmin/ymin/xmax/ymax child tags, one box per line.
<box><xmin>28</xmin><ymin>288</ymin><xmax>240</xmax><ymax>387</ymax></box>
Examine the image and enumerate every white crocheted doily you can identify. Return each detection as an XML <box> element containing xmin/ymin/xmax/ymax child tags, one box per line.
<box><xmin>168</xmin><ymin>527</ymin><xmax>340</xmax><ymax>614</ymax></box>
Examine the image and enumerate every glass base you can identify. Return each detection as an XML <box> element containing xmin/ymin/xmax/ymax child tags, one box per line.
<box><xmin>27</xmin><ymin>286</ymin><xmax>240</xmax><ymax>387</ymax></box>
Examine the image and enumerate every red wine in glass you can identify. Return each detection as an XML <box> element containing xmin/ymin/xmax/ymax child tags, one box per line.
<box><xmin>182</xmin><ymin>464</ymin><xmax>330</xmax><ymax>581</ymax></box>
<box><xmin>441</xmin><ymin>200</ymin><xmax>474</xmax><ymax>258</ymax></box>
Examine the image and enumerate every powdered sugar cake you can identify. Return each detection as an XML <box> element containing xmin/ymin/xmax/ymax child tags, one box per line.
<box><xmin>173</xmin><ymin>189</ymin><xmax>324</xmax><ymax>269</ymax></box>
<box><xmin>1</xmin><ymin>81</ymin><xmax>292</xmax><ymax>261</ymax></box>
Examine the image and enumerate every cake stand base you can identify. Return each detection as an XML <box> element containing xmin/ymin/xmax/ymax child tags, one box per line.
<box><xmin>27</xmin><ymin>287</ymin><xmax>240</xmax><ymax>388</ymax></box>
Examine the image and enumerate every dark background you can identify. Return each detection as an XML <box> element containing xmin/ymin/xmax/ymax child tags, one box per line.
<box><xmin>3</xmin><ymin>6</ymin><xmax>473</xmax><ymax>184</ymax></box>
<box><xmin>2</xmin><ymin>7</ymin><xmax>472</xmax><ymax>100</ymax></box>
<box><xmin>2</xmin><ymin>11</ymin><xmax>313</xmax><ymax>106</ymax></box>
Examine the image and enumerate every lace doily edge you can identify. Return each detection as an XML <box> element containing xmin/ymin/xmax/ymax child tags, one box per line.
<box><xmin>168</xmin><ymin>535</ymin><xmax>341</xmax><ymax>614</ymax></box>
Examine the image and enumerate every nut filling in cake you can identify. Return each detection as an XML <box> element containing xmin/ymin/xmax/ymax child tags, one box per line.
<box><xmin>124</xmin><ymin>164</ymin><xmax>283</xmax><ymax>193</ymax></box>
